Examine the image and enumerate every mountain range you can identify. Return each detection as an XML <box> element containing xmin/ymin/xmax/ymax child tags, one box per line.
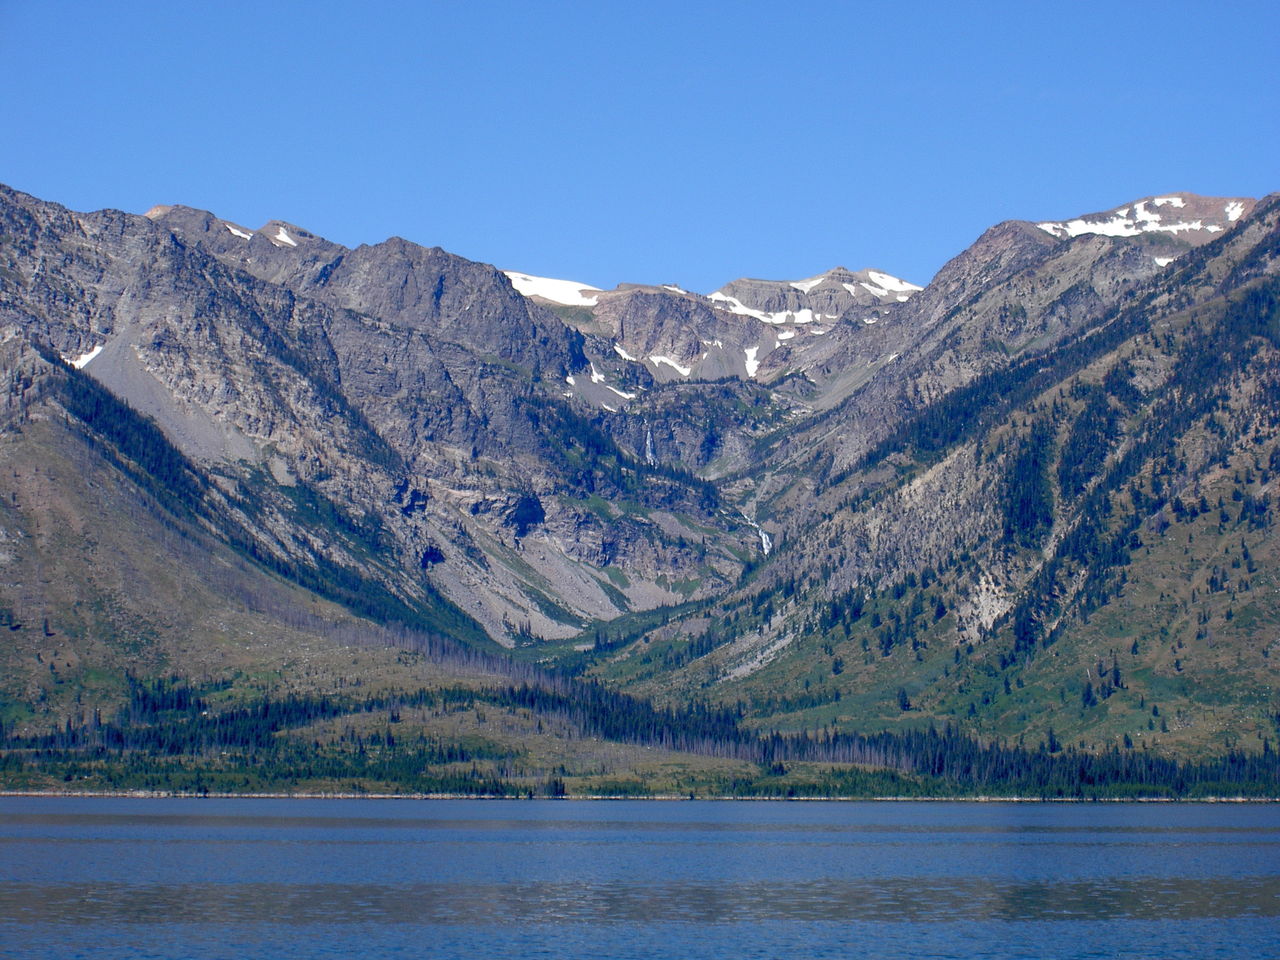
<box><xmin>1</xmin><ymin>182</ymin><xmax>1276</xmax><ymax>795</ymax></box>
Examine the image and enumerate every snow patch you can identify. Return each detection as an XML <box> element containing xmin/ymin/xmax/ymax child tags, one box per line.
<box><xmin>744</xmin><ymin>346</ymin><xmax>760</xmax><ymax>378</ymax></box>
<box><xmin>650</xmin><ymin>355</ymin><xmax>692</xmax><ymax>376</ymax></box>
<box><xmin>790</xmin><ymin>274</ymin><xmax>827</xmax><ymax>293</ymax></box>
<box><xmin>661</xmin><ymin>284</ymin><xmax>687</xmax><ymax>294</ymax></box>
<box><xmin>224</xmin><ymin>223</ymin><xmax>253</xmax><ymax>240</ymax></box>
<box><xmin>707</xmin><ymin>292</ymin><xmax>817</xmax><ymax>325</ymax></box>
<box><xmin>707</xmin><ymin>292</ymin><xmax>777</xmax><ymax>323</ymax></box>
<box><xmin>1038</xmin><ymin>215</ymin><xmax>1140</xmax><ymax>238</ymax></box>
<box><xmin>613</xmin><ymin>343</ymin><xmax>638</xmax><ymax>362</ymax></box>
<box><xmin>565</xmin><ymin>375</ymin><xmax>576</xmax><ymax>386</ymax></box>
<box><xmin>1154</xmin><ymin>256</ymin><xmax>1176</xmax><ymax>267</ymax></box>
<box><xmin>1133</xmin><ymin>202</ymin><xmax>1162</xmax><ymax>224</ymax></box>
<box><xmin>274</xmin><ymin>226</ymin><xmax>297</xmax><ymax>247</ymax></box>
<box><xmin>1038</xmin><ymin>198</ymin><xmax>1231</xmax><ymax>241</ymax></box>
<box><xmin>503</xmin><ymin>271</ymin><xmax>601</xmax><ymax>307</ymax></box>
<box><xmin>866</xmin><ymin>270</ymin><xmax>922</xmax><ymax>293</ymax></box>
<box><xmin>602</xmin><ymin>403</ymin><xmax>618</xmax><ymax>413</ymax></box>
<box><xmin>844</xmin><ymin>274</ymin><xmax>920</xmax><ymax>301</ymax></box>
<box><xmin>583</xmin><ymin>362</ymin><xmax>636</xmax><ymax>400</ymax></box>
<box><xmin>1225</xmin><ymin>201</ymin><xmax>1245</xmax><ymax>222</ymax></box>
<box><xmin>707</xmin><ymin>291</ymin><xmax>749</xmax><ymax>310</ymax></box>
<box><xmin>862</xmin><ymin>317</ymin><xmax>877</xmax><ymax>324</ymax></box>
<box><xmin>777</xmin><ymin>329</ymin><xmax>795</xmax><ymax>341</ymax></box>
<box><xmin>67</xmin><ymin>345</ymin><xmax>103</xmax><ymax>369</ymax></box>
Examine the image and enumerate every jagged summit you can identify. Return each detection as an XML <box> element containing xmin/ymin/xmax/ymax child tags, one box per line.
<box><xmin>493</xmin><ymin>261</ymin><xmax>925</xmax><ymax>394</ymax></box>
<box><xmin>140</xmin><ymin>202</ymin><xmax>323</xmax><ymax>251</ymax></box>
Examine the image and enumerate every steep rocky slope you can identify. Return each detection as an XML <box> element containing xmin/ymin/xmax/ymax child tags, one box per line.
<box><xmin>0</xmin><ymin>186</ymin><xmax>753</xmax><ymax>649</ymax></box>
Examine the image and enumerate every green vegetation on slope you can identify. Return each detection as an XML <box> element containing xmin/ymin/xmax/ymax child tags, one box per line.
<box><xmin>5</xmin><ymin>673</ymin><xmax>1277</xmax><ymax>799</ymax></box>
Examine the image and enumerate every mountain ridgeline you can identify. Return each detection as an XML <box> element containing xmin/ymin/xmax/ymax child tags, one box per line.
<box><xmin>0</xmin><ymin>183</ymin><xmax>1277</xmax><ymax>796</ymax></box>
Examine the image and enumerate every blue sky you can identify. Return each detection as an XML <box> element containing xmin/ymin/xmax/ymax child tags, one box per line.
<box><xmin>2</xmin><ymin>1</ymin><xmax>1277</xmax><ymax>292</ymax></box>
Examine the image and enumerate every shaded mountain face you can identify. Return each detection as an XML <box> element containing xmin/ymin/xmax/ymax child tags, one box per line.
<box><xmin>2</xmin><ymin>182</ymin><xmax>1277</xmax><ymax>759</ymax></box>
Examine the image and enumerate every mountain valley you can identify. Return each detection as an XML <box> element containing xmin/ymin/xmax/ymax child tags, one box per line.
<box><xmin>1</xmin><ymin>183</ymin><xmax>1277</xmax><ymax>796</ymax></box>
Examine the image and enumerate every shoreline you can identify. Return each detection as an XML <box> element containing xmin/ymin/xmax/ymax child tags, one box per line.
<box><xmin>1</xmin><ymin>789</ymin><xmax>1276</xmax><ymax>803</ymax></box>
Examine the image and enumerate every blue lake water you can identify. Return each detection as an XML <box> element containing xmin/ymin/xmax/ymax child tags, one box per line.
<box><xmin>1</xmin><ymin>797</ymin><xmax>1278</xmax><ymax>959</ymax></box>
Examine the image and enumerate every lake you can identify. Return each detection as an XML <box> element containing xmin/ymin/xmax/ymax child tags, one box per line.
<box><xmin>1</xmin><ymin>797</ymin><xmax>1277</xmax><ymax>958</ymax></box>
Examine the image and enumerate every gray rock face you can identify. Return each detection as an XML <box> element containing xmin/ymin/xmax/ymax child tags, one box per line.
<box><xmin>0</xmin><ymin>184</ymin><xmax>750</xmax><ymax>647</ymax></box>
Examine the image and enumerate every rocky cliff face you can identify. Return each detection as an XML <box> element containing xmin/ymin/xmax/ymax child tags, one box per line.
<box><xmin>0</xmin><ymin>185</ymin><xmax>752</xmax><ymax>648</ymax></box>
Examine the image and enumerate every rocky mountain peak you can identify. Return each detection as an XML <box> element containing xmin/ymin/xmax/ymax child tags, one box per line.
<box><xmin>259</xmin><ymin>220</ymin><xmax>311</xmax><ymax>248</ymax></box>
<box><xmin>143</xmin><ymin>204</ymin><xmax>316</xmax><ymax>250</ymax></box>
<box><xmin>1035</xmin><ymin>193</ymin><xmax>1255</xmax><ymax>246</ymax></box>
<box><xmin>709</xmin><ymin>265</ymin><xmax>922</xmax><ymax>323</ymax></box>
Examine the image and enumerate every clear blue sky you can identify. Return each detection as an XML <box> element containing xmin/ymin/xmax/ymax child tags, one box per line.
<box><xmin>2</xmin><ymin>1</ymin><xmax>1277</xmax><ymax>292</ymax></box>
